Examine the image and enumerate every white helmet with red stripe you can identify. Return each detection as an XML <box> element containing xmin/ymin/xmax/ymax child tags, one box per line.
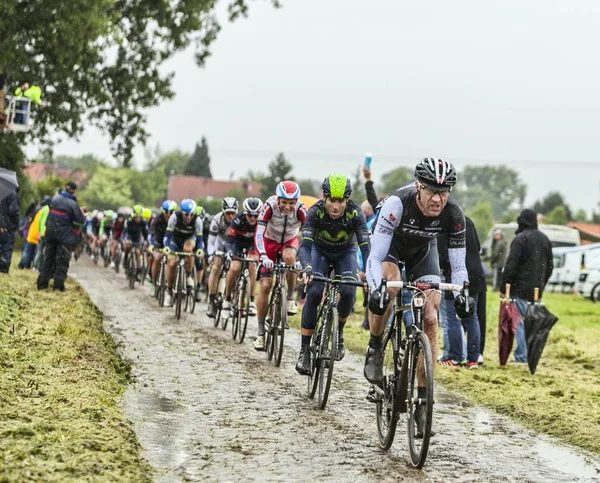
<box><xmin>276</xmin><ymin>180</ymin><xmax>301</xmax><ymax>200</ymax></box>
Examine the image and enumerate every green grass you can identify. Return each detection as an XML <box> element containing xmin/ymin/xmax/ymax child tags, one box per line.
<box><xmin>291</xmin><ymin>289</ymin><xmax>600</xmax><ymax>455</ymax></box>
<box><xmin>0</xmin><ymin>257</ymin><xmax>151</xmax><ymax>482</ymax></box>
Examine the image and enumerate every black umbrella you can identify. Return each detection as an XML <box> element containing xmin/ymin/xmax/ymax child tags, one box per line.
<box><xmin>0</xmin><ymin>168</ymin><xmax>19</xmax><ymax>201</ymax></box>
<box><xmin>524</xmin><ymin>288</ymin><xmax>558</xmax><ymax>375</ymax></box>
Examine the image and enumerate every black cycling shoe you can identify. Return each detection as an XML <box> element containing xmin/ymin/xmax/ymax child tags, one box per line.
<box><xmin>295</xmin><ymin>346</ymin><xmax>311</xmax><ymax>375</ymax></box>
<box><xmin>336</xmin><ymin>339</ymin><xmax>345</xmax><ymax>361</ymax></box>
<box><xmin>194</xmin><ymin>286</ymin><xmax>201</xmax><ymax>302</ymax></box>
<box><xmin>414</xmin><ymin>403</ymin><xmax>436</xmax><ymax>439</ymax></box>
<box><xmin>207</xmin><ymin>301</ymin><xmax>216</xmax><ymax>319</ymax></box>
<box><xmin>363</xmin><ymin>344</ymin><xmax>384</xmax><ymax>384</ymax></box>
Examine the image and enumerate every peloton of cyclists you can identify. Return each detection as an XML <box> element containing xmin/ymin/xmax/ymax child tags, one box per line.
<box><xmin>296</xmin><ymin>175</ymin><xmax>370</xmax><ymax>374</ymax></box>
<box><xmin>162</xmin><ymin>199</ymin><xmax>204</xmax><ymax>307</ymax></box>
<box><xmin>206</xmin><ymin>197</ymin><xmax>238</xmax><ymax>318</ymax></box>
<box><xmin>224</xmin><ymin>197</ymin><xmax>263</xmax><ymax>316</ymax></box>
<box><xmin>253</xmin><ymin>181</ymin><xmax>307</xmax><ymax>351</ymax></box>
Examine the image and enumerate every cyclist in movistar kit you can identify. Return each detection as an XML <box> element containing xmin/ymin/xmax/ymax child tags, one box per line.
<box><xmin>163</xmin><ymin>199</ymin><xmax>204</xmax><ymax>307</ymax></box>
<box><xmin>206</xmin><ymin>197</ymin><xmax>238</xmax><ymax>318</ymax></box>
<box><xmin>224</xmin><ymin>197</ymin><xmax>263</xmax><ymax>316</ymax></box>
<box><xmin>148</xmin><ymin>200</ymin><xmax>177</xmax><ymax>297</ymax></box>
<box><xmin>296</xmin><ymin>175</ymin><xmax>370</xmax><ymax>374</ymax></box>
<box><xmin>364</xmin><ymin>158</ymin><xmax>474</xmax><ymax>433</ymax></box>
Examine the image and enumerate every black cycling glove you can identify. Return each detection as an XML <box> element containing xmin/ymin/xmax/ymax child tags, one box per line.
<box><xmin>368</xmin><ymin>288</ymin><xmax>390</xmax><ymax>316</ymax></box>
<box><xmin>454</xmin><ymin>295</ymin><xmax>475</xmax><ymax>319</ymax></box>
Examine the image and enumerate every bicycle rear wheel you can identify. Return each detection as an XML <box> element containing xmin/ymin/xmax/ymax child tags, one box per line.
<box><xmin>376</xmin><ymin>326</ymin><xmax>400</xmax><ymax>450</ymax></box>
<box><xmin>406</xmin><ymin>331</ymin><xmax>434</xmax><ymax>469</ymax></box>
<box><xmin>237</xmin><ymin>277</ymin><xmax>250</xmax><ymax>344</ymax></box>
<box><xmin>316</xmin><ymin>307</ymin><xmax>337</xmax><ymax>409</ymax></box>
<box><xmin>273</xmin><ymin>292</ymin><xmax>286</xmax><ymax>368</ymax></box>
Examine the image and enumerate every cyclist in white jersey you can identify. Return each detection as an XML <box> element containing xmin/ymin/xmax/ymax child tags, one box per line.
<box><xmin>252</xmin><ymin>181</ymin><xmax>307</xmax><ymax>351</ymax></box>
<box><xmin>206</xmin><ymin>197</ymin><xmax>238</xmax><ymax>318</ymax></box>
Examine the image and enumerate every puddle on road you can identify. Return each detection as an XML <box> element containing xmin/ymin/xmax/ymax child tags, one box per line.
<box><xmin>124</xmin><ymin>390</ymin><xmax>189</xmax><ymax>474</ymax></box>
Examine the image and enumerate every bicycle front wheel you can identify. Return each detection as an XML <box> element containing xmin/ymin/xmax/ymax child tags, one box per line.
<box><xmin>236</xmin><ymin>278</ymin><xmax>250</xmax><ymax>344</ymax></box>
<box><xmin>175</xmin><ymin>267</ymin><xmax>184</xmax><ymax>320</ymax></box>
<box><xmin>376</xmin><ymin>326</ymin><xmax>400</xmax><ymax>450</ymax></box>
<box><xmin>231</xmin><ymin>287</ymin><xmax>239</xmax><ymax>341</ymax></box>
<box><xmin>317</xmin><ymin>307</ymin><xmax>338</xmax><ymax>409</ymax></box>
<box><xmin>273</xmin><ymin>293</ymin><xmax>286</xmax><ymax>367</ymax></box>
<box><xmin>406</xmin><ymin>331</ymin><xmax>434</xmax><ymax>469</ymax></box>
<box><xmin>307</xmin><ymin>324</ymin><xmax>321</xmax><ymax>399</ymax></box>
<box><xmin>157</xmin><ymin>263</ymin><xmax>166</xmax><ymax>306</ymax></box>
<box><xmin>128</xmin><ymin>254</ymin><xmax>136</xmax><ymax>290</ymax></box>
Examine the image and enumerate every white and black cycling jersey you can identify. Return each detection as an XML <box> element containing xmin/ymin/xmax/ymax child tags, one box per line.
<box><xmin>366</xmin><ymin>185</ymin><xmax>468</xmax><ymax>293</ymax></box>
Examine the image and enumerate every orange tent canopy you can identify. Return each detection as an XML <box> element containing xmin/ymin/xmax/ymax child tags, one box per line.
<box><xmin>299</xmin><ymin>195</ymin><xmax>319</xmax><ymax>208</ymax></box>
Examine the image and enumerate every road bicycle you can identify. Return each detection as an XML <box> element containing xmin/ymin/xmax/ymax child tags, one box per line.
<box><xmin>113</xmin><ymin>240</ymin><xmax>123</xmax><ymax>274</ymax></box>
<box><xmin>212</xmin><ymin>252</ymin><xmax>231</xmax><ymax>330</ymax></box>
<box><xmin>263</xmin><ymin>258</ymin><xmax>298</xmax><ymax>367</ymax></box>
<box><xmin>155</xmin><ymin>250</ymin><xmax>168</xmax><ymax>307</ymax></box>
<box><xmin>305</xmin><ymin>275</ymin><xmax>364</xmax><ymax>409</ymax></box>
<box><xmin>230</xmin><ymin>251</ymin><xmax>259</xmax><ymax>344</ymax></box>
<box><xmin>368</xmin><ymin>278</ymin><xmax>469</xmax><ymax>468</ymax></box>
<box><xmin>126</xmin><ymin>243</ymin><xmax>143</xmax><ymax>290</ymax></box>
<box><xmin>171</xmin><ymin>251</ymin><xmax>203</xmax><ymax>320</ymax></box>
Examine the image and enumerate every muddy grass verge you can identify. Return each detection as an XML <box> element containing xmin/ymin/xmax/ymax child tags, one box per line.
<box><xmin>0</xmin><ymin>259</ymin><xmax>151</xmax><ymax>482</ymax></box>
<box><xmin>290</xmin><ymin>289</ymin><xmax>600</xmax><ymax>456</ymax></box>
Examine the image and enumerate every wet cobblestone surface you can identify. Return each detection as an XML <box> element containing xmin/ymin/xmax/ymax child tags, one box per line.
<box><xmin>72</xmin><ymin>260</ymin><xmax>600</xmax><ymax>482</ymax></box>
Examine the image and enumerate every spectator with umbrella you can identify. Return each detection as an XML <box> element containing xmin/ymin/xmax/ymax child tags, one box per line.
<box><xmin>0</xmin><ymin>168</ymin><xmax>20</xmax><ymax>273</ymax></box>
<box><xmin>37</xmin><ymin>182</ymin><xmax>87</xmax><ymax>291</ymax></box>
<box><xmin>500</xmin><ymin>209</ymin><xmax>553</xmax><ymax>363</ymax></box>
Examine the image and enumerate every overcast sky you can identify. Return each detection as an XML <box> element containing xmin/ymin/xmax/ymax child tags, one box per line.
<box><xmin>39</xmin><ymin>0</ymin><xmax>600</xmax><ymax>214</ymax></box>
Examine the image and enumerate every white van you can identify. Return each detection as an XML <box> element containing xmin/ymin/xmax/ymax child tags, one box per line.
<box><xmin>481</xmin><ymin>223</ymin><xmax>581</xmax><ymax>272</ymax></box>
<box><xmin>549</xmin><ymin>243</ymin><xmax>600</xmax><ymax>293</ymax></box>
<box><xmin>577</xmin><ymin>258</ymin><xmax>600</xmax><ymax>302</ymax></box>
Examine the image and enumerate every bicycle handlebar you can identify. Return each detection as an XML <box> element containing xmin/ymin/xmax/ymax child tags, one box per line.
<box><xmin>378</xmin><ymin>278</ymin><xmax>470</xmax><ymax>313</ymax></box>
<box><xmin>232</xmin><ymin>256</ymin><xmax>259</xmax><ymax>263</ymax></box>
<box><xmin>310</xmin><ymin>276</ymin><xmax>365</xmax><ymax>288</ymax></box>
<box><xmin>383</xmin><ymin>280</ymin><xmax>465</xmax><ymax>293</ymax></box>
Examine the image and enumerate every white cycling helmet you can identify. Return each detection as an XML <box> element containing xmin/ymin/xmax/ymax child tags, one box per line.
<box><xmin>222</xmin><ymin>197</ymin><xmax>238</xmax><ymax>213</ymax></box>
<box><xmin>242</xmin><ymin>197</ymin><xmax>263</xmax><ymax>216</ymax></box>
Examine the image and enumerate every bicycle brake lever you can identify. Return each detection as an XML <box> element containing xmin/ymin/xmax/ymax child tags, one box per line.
<box><xmin>379</xmin><ymin>277</ymin><xmax>387</xmax><ymax>310</ymax></box>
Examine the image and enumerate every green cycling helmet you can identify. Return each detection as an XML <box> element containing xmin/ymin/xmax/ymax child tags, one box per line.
<box><xmin>322</xmin><ymin>174</ymin><xmax>352</xmax><ymax>199</ymax></box>
<box><xmin>133</xmin><ymin>204</ymin><xmax>143</xmax><ymax>217</ymax></box>
<box><xmin>194</xmin><ymin>206</ymin><xmax>205</xmax><ymax>217</ymax></box>
<box><xmin>104</xmin><ymin>209</ymin><xmax>114</xmax><ymax>218</ymax></box>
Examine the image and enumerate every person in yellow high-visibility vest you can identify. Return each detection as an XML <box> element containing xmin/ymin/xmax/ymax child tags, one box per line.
<box><xmin>14</xmin><ymin>82</ymin><xmax>43</xmax><ymax>124</ymax></box>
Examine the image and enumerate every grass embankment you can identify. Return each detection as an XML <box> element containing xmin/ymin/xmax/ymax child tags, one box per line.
<box><xmin>0</xmin><ymin>259</ymin><xmax>151</xmax><ymax>482</ymax></box>
<box><xmin>291</xmin><ymin>289</ymin><xmax>600</xmax><ymax>455</ymax></box>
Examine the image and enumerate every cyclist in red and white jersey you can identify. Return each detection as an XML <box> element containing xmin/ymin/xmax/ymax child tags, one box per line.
<box><xmin>253</xmin><ymin>181</ymin><xmax>307</xmax><ymax>351</ymax></box>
